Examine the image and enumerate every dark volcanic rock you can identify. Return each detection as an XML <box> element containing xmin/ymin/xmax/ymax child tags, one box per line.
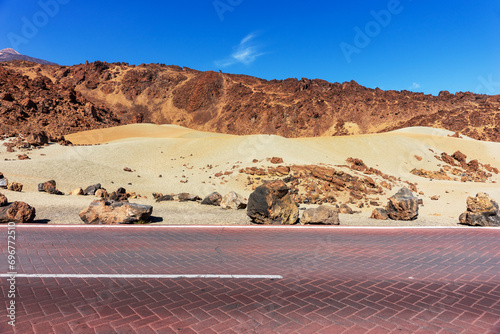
<box><xmin>155</xmin><ymin>194</ymin><xmax>174</xmax><ymax>202</ymax></box>
<box><xmin>177</xmin><ymin>193</ymin><xmax>201</xmax><ymax>202</ymax></box>
<box><xmin>26</xmin><ymin>131</ymin><xmax>49</xmax><ymax>146</ymax></box>
<box><xmin>38</xmin><ymin>180</ymin><xmax>63</xmax><ymax>195</ymax></box>
<box><xmin>0</xmin><ymin>201</ymin><xmax>36</xmax><ymax>223</ymax></box>
<box><xmin>386</xmin><ymin>187</ymin><xmax>419</xmax><ymax>221</ymax></box>
<box><xmin>247</xmin><ymin>180</ymin><xmax>299</xmax><ymax>225</ymax></box>
<box><xmin>79</xmin><ymin>200</ymin><xmax>153</xmax><ymax>224</ymax></box>
<box><xmin>201</xmin><ymin>192</ymin><xmax>222</xmax><ymax>206</ymax></box>
<box><xmin>84</xmin><ymin>183</ymin><xmax>101</xmax><ymax>196</ymax></box>
<box><xmin>301</xmin><ymin>205</ymin><xmax>339</xmax><ymax>225</ymax></box>
<box><xmin>459</xmin><ymin>193</ymin><xmax>500</xmax><ymax>227</ymax></box>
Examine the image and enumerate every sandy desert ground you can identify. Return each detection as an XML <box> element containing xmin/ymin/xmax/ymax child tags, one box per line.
<box><xmin>1</xmin><ymin>124</ymin><xmax>499</xmax><ymax>226</ymax></box>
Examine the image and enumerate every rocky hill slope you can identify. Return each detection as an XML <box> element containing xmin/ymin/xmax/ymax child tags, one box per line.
<box><xmin>1</xmin><ymin>59</ymin><xmax>499</xmax><ymax>141</ymax></box>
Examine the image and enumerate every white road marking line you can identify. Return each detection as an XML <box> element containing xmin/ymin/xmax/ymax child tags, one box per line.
<box><xmin>0</xmin><ymin>273</ymin><xmax>283</xmax><ymax>279</ymax></box>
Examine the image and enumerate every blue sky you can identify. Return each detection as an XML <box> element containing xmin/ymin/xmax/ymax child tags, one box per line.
<box><xmin>1</xmin><ymin>0</ymin><xmax>499</xmax><ymax>95</ymax></box>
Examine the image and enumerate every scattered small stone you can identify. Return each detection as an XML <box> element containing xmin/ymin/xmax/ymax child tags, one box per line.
<box><xmin>339</xmin><ymin>203</ymin><xmax>354</xmax><ymax>214</ymax></box>
<box><xmin>201</xmin><ymin>192</ymin><xmax>222</xmax><ymax>206</ymax></box>
<box><xmin>38</xmin><ymin>180</ymin><xmax>63</xmax><ymax>195</ymax></box>
<box><xmin>123</xmin><ymin>167</ymin><xmax>133</xmax><ymax>172</ymax></box>
<box><xmin>7</xmin><ymin>182</ymin><xmax>23</xmax><ymax>192</ymax></box>
<box><xmin>84</xmin><ymin>183</ymin><xmax>101</xmax><ymax>196</ymax></box>
<box><xmin>0</xmin><ymin>193</ymin><xmax>7</xmax><ymax>206</ymax></box>
<box><xmin>70</xmin><ymin>188</ymin><xmax>84</xmax><ymax>196</ymax></box>
<box><xmin>221</xmin><ymin>192</ymin><xmax>247</xmax><ymax>210</ymax></box>
<box><xmin>430</xmin><ymin>195</ymin><xmax>439</xmax><ymax>200</ymax></box>
<box><xmin>270</xmin><ymin>157</ymin><xmax>284</xmax><ymax>164</ymax></box>
<box><xmin>371</xmin><ymin>208</ymin><xmax>389</xmax><ymax>220</ymax></box>
<box><xmin>17</xmin><ymin>154</ymin><xmax>29</xmax><ymax>160</ymax></box>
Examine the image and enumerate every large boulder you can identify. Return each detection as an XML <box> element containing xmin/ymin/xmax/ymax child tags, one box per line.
<box><xmin>301</xmin><ymin>205</ymin><xmax>339</xmax><ymax>225</ymax></box>
<box><xmin>459</xmin><ymin>193</ymin><xmax>500</xmax><ymax>227</ymax></box>
<box><xmin>221</xmin><ymin>191</ymin><xmax>247</xmax><ymax>209</ymax></box>
<box><xmin>0</xmin><ymin>201</ymin><xmax>36</xmax><ymax>224</ymax></box>
<box><xmin>79</xmin><ymin>200</ymin><xmax>153</xmax><ymax>224</ymax></box>
<box><xmin>84</xmin><ymin>183</ymin><xmax>101</xmax><ymax>195</ymax></box>
<box><xmin>201</xmin><ymin>192</ymin><xmax>222</xmax><ymax>206</ymax></box>
<box><xmin>38</xmin><ymin>180</ymin><xmax>63</xmax><ymax>195</ymax></box>
<box><xmin>386</xmin><ymin>187</ymin><xmax>419</xmax><ymax>220</ymax></box>
<box><xmin>247</xmin><ymin>180</ymin><xmax>299</xmax><ymax>224</ymax></box>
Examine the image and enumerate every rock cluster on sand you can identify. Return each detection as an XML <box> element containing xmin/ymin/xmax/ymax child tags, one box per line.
<box><xmin>79</xmin><ymin>200</ymin><xmax>153</xmax><ymax>224</ymax></box>
<box><xmin>301</xmin><ymin>205</ymin><xmax>339</xmax><ymax>225</ymax></box>
<box><xmin>247</xmin><ymin>180</ymin><xmax>299</xmax><ymax>225</ymax></box>
<box><xmin>0</xmin><ymin>192</ymin><xmax>36</xmax><ymax>224</ymax></box>
<box><xmin>371</xmin><ymin>187</ymin><xmax>419</xmax><ymax>221</ymax></box>
<box><xmin>459</xmin><ymin>193</ymin><xmax>500</xmax><ymax>227</ymax></box>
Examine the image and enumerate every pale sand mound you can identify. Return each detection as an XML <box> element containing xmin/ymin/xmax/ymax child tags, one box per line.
<box><xmin>65</xmin><ymin>124</ymin><xmax>230</xmax><ymax>145</ymax></box>
<box><xmin>1</xmin><ymin>125</ymin><xmax>499</xmax><ymax>225</ymax></box>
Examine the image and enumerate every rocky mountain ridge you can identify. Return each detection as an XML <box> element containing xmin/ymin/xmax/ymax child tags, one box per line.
<box><xmin>0</xmin><ymin>59</ymin><xmax>499</xmax><ymax>141</ymax></box>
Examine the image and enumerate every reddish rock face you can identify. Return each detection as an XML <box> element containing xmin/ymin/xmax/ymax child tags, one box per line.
<box><xmin>1</xmin><ymin>60</ymin><xmax>500</xmax><ymax>142</ymax></box>
<box><xmin>0</xmin><ymin>201</ymin><xmax>36</xmax><ymax>223</ymax></box>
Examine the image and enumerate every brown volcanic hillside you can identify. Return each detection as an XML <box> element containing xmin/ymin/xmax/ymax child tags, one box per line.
<box><xmin>1</xmin><ymin>60</ymin><xmax>499</xmax><ymax>141</ymax></box>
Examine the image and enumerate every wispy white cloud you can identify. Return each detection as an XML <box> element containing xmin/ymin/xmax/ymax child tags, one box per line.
<box><xmin>411</xmin><ymin>82</ymin><xmax>421</xmax><ymax>89</ymax></box>
<box><xmin>215</xmin><ymin>32</ymin><xmax>265</xmax><ymax>67</ymax></box>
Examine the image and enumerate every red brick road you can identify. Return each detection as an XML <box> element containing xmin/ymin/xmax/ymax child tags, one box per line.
<box><xmin>1</xmin><ymin>226</ymin><xmax>499</xmax><ymax>333</ymax></box>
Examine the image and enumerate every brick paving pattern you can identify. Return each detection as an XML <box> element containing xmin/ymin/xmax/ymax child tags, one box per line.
<box><xmin>0</xmin><ymin>226</ymin><xmax>499</xmax><ymax>333</ymax></box>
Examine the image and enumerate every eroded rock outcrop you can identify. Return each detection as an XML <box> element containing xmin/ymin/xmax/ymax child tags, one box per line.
<box><xmin>247</xmin><ymin>180</ymin><xmax>299</xmax><ymax>224</ymax></box>
<box><xmin>459</xmin><ymin>193</ymin><xmax>500</xmax><ymax>227</ymax></box>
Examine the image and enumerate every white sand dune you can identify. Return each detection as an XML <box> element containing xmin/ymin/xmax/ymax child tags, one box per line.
<box><xmin>1</xmin><ymin>124</ymin><xmax>499</xmax><ymax>225</ymax></box>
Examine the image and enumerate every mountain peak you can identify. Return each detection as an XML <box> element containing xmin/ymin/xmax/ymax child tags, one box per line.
<box><xmin>0</xmin><ymin>48</ymin><xmax>57</xmax><ymax>65</ymax></box>
<box><xmin>0</xmin><ymin>48</ymin><xmax>21</xmax><ymax>55</ymax></box>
